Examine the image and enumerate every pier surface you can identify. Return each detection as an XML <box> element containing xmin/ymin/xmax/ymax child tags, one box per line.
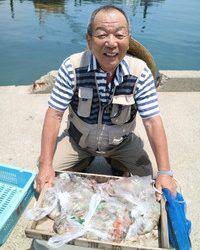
<box><xmin>0</xmin><ymin>70</ymin><xmax>200</xmax><ymax>249</ymax></box>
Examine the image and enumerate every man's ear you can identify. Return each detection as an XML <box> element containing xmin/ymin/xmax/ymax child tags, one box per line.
<box><xmin>127</xmin><ymin>34</ymin><xmax>131</xmax><ymax>50</ymax></box>
<box><xmin>86</xmin><ymin>34</ymin><xmax>92</xmax><ymax>50</ymax></box>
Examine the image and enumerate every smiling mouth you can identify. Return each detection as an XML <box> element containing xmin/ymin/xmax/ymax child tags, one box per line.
<box><xmin>103</xmin><ymin>52</ymin><xmax>119</xmax><ymax>57</ymax></box>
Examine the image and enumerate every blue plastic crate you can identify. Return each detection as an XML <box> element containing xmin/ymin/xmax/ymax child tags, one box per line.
<box><xmin>0</xmin><ymin>164</ymin><xmax>36</xmax><ymax>246</ymax></box>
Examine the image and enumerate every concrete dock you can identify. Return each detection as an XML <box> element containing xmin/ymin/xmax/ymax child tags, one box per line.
<box><xmin>0</xmin><ymin>71</ymin><xmax>200</xmax><ymax>249</ymax></box>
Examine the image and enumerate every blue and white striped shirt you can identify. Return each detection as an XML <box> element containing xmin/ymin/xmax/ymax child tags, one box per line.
<box><xmin>49</xmin><ymin>53</ymin><xmax>160</xmax><ymax>120</ymax></box>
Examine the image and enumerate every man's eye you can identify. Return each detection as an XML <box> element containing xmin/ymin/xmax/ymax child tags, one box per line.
<box><xmin>96</xmin><ymin>34</ymin><xmax>107</xmax><ymax>39</ymax></box>
<box><xmin>115</xmin><ymin>34</ymin><xmax>126</xmax><ymax>39</ymax></box>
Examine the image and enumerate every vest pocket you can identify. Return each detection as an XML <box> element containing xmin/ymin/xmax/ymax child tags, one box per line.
<box><xmin>108</xmin><ymin>129</ymin><xmax>124</xmax><ymax>146</ymax></box>
<box><xmin>77</xmin><ymin>87</ymin><xmax>93</xmax><ymax>117</ymax></box>
<box><xmin>111</xmin><ymin>94</ymin><xmax>135</xmax><ymax>125</ymax></box>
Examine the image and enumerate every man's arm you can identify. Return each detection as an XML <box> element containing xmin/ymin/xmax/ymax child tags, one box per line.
<box><xmin>36</xmin><ymin>107</ymin><xmax>64</xmax><ymax>192</ymax></box>
<box><xmin>143</xmin><ymin>115</ymin><xmax>176</xmax><ymax>200</ymax></box>
<box><xmin>36</xmin><ymin>58</ymin><xmax>75</xmax><ymax>192</ymax></box>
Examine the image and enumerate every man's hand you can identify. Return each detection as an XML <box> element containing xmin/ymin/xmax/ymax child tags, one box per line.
<box><xmin>155</xmin><ymin>174</ymin><xmax>177</xmax><ymax>201</ymax></box>
<box><xmin>36</xmin><ymin>165</ymin><xmax>55</xmax><ymax>193</ymax></box>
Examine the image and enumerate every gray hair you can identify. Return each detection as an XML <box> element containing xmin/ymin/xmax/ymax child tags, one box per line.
<box><xmin>87</xmin><ymin>5</ymin><xmax>130</xmax><ymax>36</ymax></box>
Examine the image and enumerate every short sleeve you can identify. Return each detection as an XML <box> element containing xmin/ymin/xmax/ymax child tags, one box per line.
<box><xmin>134</xmin><ymin>66</ymin><xmax>160</xmax><ymax>119</ymax></box>
<box><xmin>48</xmin><ymin>58</ymin><xmax>75</xmax><ymax>112</ymax></box>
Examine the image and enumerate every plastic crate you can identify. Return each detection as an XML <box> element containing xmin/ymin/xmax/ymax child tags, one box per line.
<box><xmin>0</xmin><ymin>164</ymin><xmax>36</xmax><ymax>246</ymax></box>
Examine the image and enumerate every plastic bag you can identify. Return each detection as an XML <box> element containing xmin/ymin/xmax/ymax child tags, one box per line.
<box><xmin>26</xmin><ymin>173</ymin><xmax>96</xmax><ymax>221</ymax></box>
<box><xmin>26</xmin><ymin>173</ymin><xmax>160</xmax><ymax>248</ymax></box>
<box><xmin>85</xmin><ymin>197</ymin><xmax>131</xmax><ymax>242</ymax></box>
<box><xmin>48</xmin><ymin>193</ymin><xmax>102</xmax><ymax>248</ymax></box>
<box><xmin>25</xmin><ymin>187</ymin><xmax>58</xmax><ymax>221</ymax></box>
<box><xmin>163</xmin><ymin>188</ymin><xmax>191</xmax><ymax>250</ymax></box>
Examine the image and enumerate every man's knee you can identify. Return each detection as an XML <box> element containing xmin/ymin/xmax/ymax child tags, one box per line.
<box><xmin>133</xmin><ymin>161</ymin><xmax>153</xmax><ymax>176</ymax></box>
<box><xmin>108</xmin><ymin>149</ymin><xmax>153</xmax><ymax>177</ymax></box>
<box><xmin>135</xmin><ymin>155</ymin><xmax>151</xmax><ymax>167</ymax></box>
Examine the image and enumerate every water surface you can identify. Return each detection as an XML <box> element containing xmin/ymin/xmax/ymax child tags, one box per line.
<box><xmin>0</xmin><ymin>0</ymin><xmax>199</xmax><ymax>85</ymax></box>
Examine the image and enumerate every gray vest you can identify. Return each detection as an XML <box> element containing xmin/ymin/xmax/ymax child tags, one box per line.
<box><xmin>67</xmin><ymin>51</ymin><xmax>147</xmax><ymax>152</ymax></box>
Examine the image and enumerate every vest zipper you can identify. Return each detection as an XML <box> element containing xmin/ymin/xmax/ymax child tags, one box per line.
<box><xmin>94</xmin><ymin>73</ymin><xmax>103</xmax><ymax>151</ymax></box>
<box><xmin>95</xmin><ymin>73</ymin><xmax>117</xmax><ymax>151</ymax></box>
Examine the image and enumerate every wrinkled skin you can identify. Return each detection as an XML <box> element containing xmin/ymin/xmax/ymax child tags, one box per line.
<box><xmin>86</xmin><ymin>9</ymin><xmax>130</xmax><ymax>75</ymax></box>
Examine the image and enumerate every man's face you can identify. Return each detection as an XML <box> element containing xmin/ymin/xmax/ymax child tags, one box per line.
<box><xmin>86</xmin><ymin>9</ymin><xmax>130</xmax><ymax>74</ymax></box>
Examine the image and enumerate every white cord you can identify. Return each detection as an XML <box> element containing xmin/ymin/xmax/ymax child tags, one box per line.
<box><xmin>151</xmin><ymin>179</ymin><xmax>163</xmax><ymax>195</ymax></box>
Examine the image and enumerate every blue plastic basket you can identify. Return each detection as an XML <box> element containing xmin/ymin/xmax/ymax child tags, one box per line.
<box><xmin>0</xmin><ymin>164</ymin><xmax>36</xmax><ymax>246</ymax></box>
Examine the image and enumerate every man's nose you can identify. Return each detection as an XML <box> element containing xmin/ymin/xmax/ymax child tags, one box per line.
<box><xmin>105</xmin><ymin>34</ymin><xmax>117</xmax><ymax>47</ymax></box>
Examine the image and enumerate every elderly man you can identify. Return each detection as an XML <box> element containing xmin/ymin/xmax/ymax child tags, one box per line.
<box><xmin>36</xmin><ymin>5</ymin><xmax>176</xmax><ymax>200</ymax></box>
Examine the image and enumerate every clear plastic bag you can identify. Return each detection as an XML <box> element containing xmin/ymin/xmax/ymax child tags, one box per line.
<box><xmin>25</xmin><ymin>187</ymin><xmax>58</xmax><ymax>221</ymax></box>
<box><xmin>26</xmin><ymin>173</ymin><xmax>160</xmax><ymax>248</ymax></box>
<box><xmin>26</xmin><ymin>173</ymin><xmax>96</xmax><ymax>221</ymax></box>
<box><xmin>48</xmin><ymin>193</ymin><xmax>102</xmax><ymax>248</ymax></box>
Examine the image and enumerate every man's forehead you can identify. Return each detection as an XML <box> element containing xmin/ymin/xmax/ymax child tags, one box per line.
<box><xmin>93</xmin><ymin>9</ymin><xmax>128</xmax><ymax>26</ymax></box>
<box><xmin>94</xmin><ymin>25</ymin><xmax>128</xmax><ymax>32</ymax></box>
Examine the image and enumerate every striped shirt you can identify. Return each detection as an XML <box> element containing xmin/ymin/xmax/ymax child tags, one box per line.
<box><xmin>48</xmin><ymin>53</ymin><xmax>160</xmax><ymax>120</ymax></box>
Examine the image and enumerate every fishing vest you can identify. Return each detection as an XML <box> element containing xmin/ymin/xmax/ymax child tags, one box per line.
<box><xmin>67</xmin><ymin>50</ymin><xmax>147</xmax><ymax>152</ymax></box>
